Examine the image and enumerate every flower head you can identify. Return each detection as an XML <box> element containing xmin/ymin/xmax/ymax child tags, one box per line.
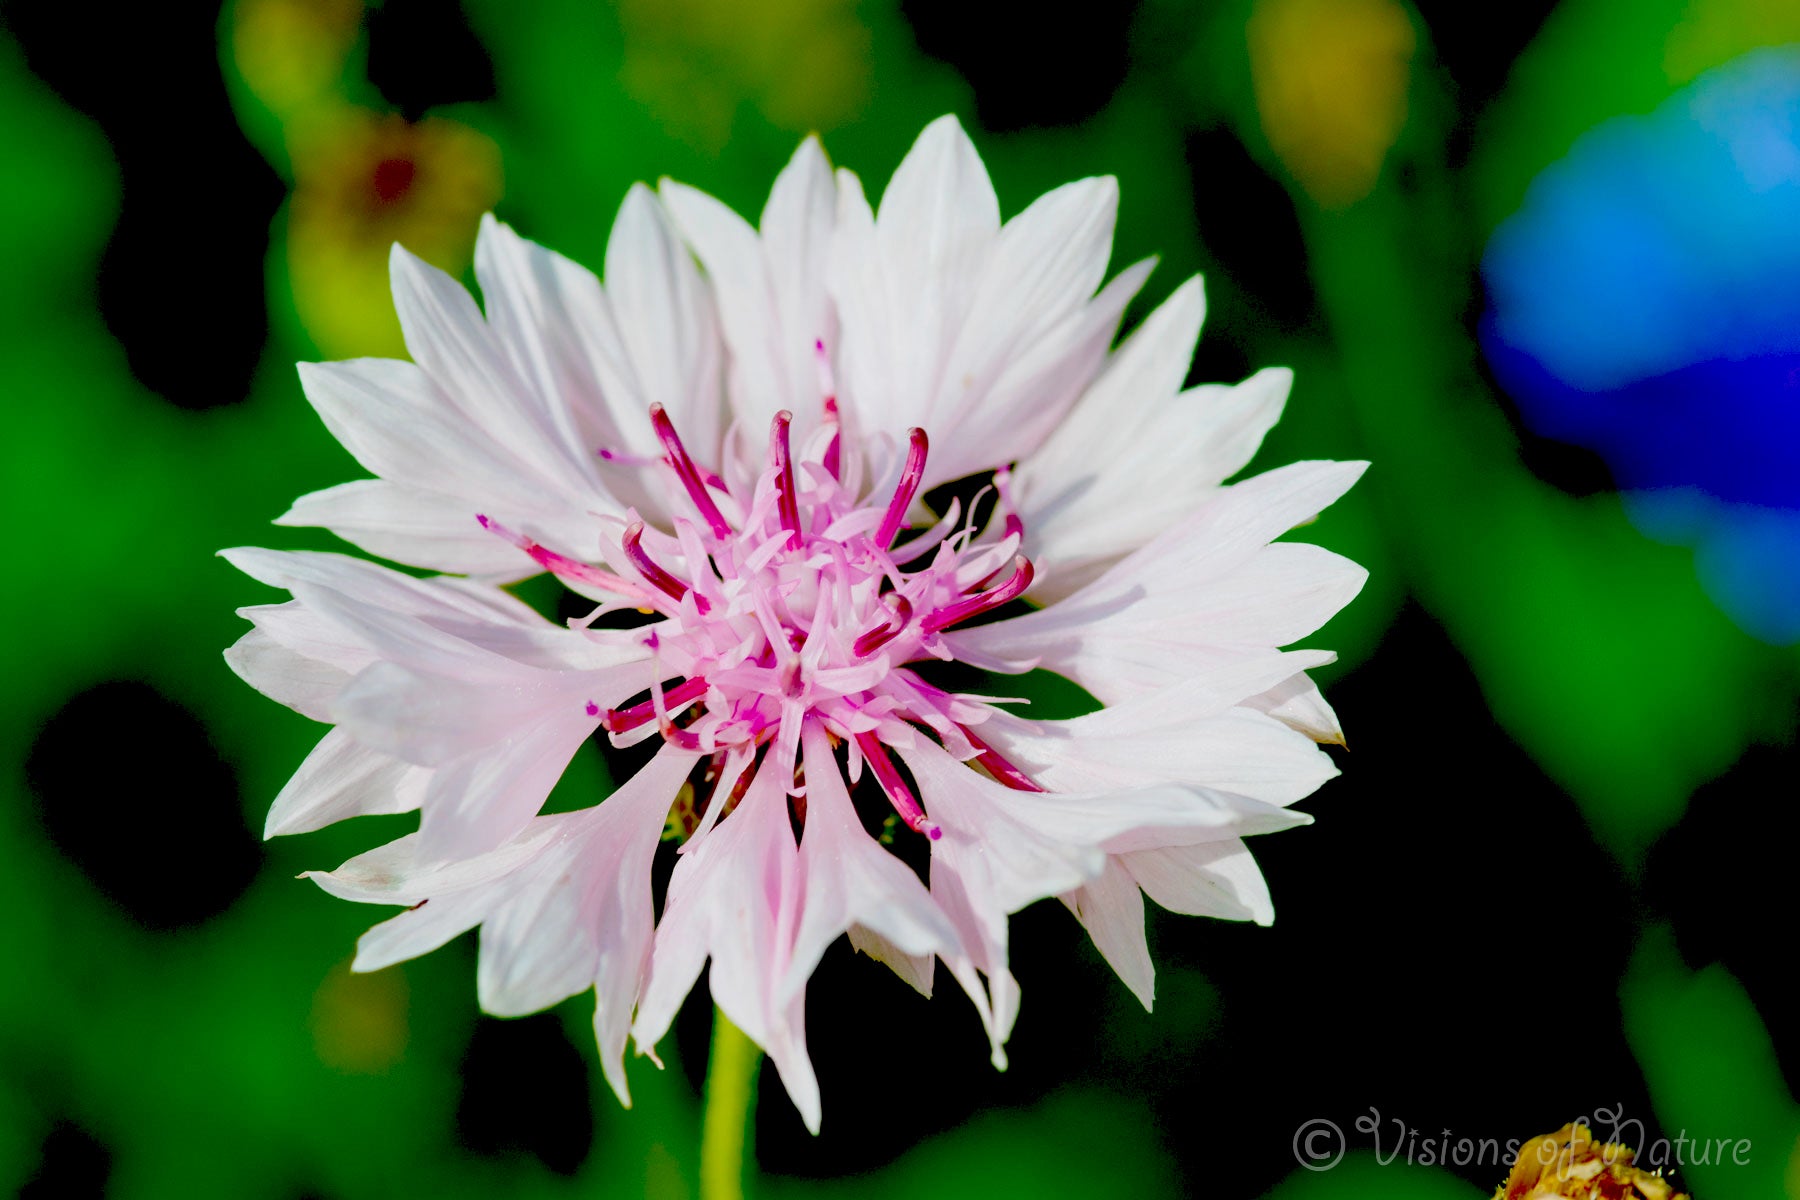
<box><xmin>225</xmin><ymin>116</ymin><xmax>1367</xmax><ymax>1131</ymax></box>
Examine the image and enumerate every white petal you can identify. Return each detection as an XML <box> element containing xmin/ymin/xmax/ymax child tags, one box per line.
<box><xmin>906</xmin><ymin>741</ymin><xmax>1105</xmax><ymax>912</ymax></box>
<box><xmin>986</xmin><ymin>708</ymin><xmax>1339</xmax><ymax>813</ymax></box>
<box><xmin>830</xmin><ymin>117</ymin><xmax>1000</xmax><ymax>451</ymax></box>
<box><xmin>760</xmin><ymin>136</ymin><xmax>839</xmax><ymax>427</ymax></box>
<box><xmin>1182</xmin><ymin>542</ymin><xmax>1369</xmax><ymax>648</ymax></box>
<box><xmin>784</xmin><ymin>723</ymin><xmax>965</xmax><ymax>1002</ymax></box>
<box><xmin>335</xmin><ymin>820</ymin><xmax>580</xmax><ymax>972</ymax></box>
<box><xmin>947</xmin><ymin>460</ymin><xmax>1368</xmax><ymax>705</ymax></box>
<box><xmin>264</xmin><ymin>727</ymin><xmax>427</xmax><ymax>837</ymax></box>
<box><xmin>632</xmin><ymin>765</ymin><xmax>822</xmax><ymax>1132</ymax></box>
<box><xmin>1062</xmin><ymin>859</ymin><xmax>1154</xmax><ymax>1010</ymax></box>
<box><xmin>659</xmin><ymin>179</ymin><xmax>777</xmax><ymax>428</ymax></box>
<box><xmin>293</xmin><ymin>270</ymin><xmax>617</xmax><ymax>568</ymax></box>
<box><xmin>1183</xmin><ymin>366</ymin><xmax>1294</xmax><ymax>490</ymax></box>
<box><xmin>416</xmin><ymin>707</ymin><xmax>602</xmax><ymax>861</ymax></box>
<box><xmin>298</xmin><ymin>588</ymin><xmax>526</xmax><ymax>686</ymax></box>
<box><xmin>316</xmin><ymin>748</ymin><xmax>696</xmax><ymax>1105</ymax></box>
<box><xmin>228</xmin><ymin>548</ymin><xmax>641</xmax><ymax>674</ymax></box>
<box><xmin>1124</xmin><ymin>839</ymin><xmax>1275</xmax><ymax>925</ymax></box>
<box><xmin>230</xmin><ymin>599</ymin><xmax>374</xmax><ymax>681</ymax></box>
<box><xmin>223</xmin><ymin>626</ymin><xmax>350</xmax><ymax>722</ymax></box>
<box><xmin>277</xmin><ymin>479</ymin><xmax>536</xmax><ymax>579</ymax></box>
<box><xmin>605</xmin><ymin>185</ymin><xmax>726</xmax><ymax>468</ymax></box>
<box><xmin>920</xmin><ymin>176</ymin><xmax>1121</xmax><ymax>478</ymax></box>
<box><xmin>662</xmin><ymin>138</ymin><xmax>836</xmax><ymax>452</ymax></box>
<box><xmin>1059</xmin><ymin>275</ymin><xmax>1205</xmax><ymax>456</ymax></box>
<box><xmin>353</xmin><ymin>890</ymin><xmax>495</xmax><ymax>973</ymax></box>
<box><xmin>295</xmin><ymin>357</ymin><xmax>547</xmax><ymax>512</ymax></box>
<box><xmin>391</xmin><ymin>245</ymin><xmax>577</xmax><ymax>475</ymax></box>
<box><xmin>828</xmin><ymin>126</ymin><xmax>1144</xmax><ymax>488</ymax></box>
<box><xmin>307</xmin><ymin>824</ymin><xmax>561</xmax><ymax>905</ymax></box>
<box><xmin>917</xmin><ymin>807</ymin><xmax>1023</xmax><ymax>1068</ymax></box>
<box><xmin>225</xmin><ymin>547</ymin><xmax>535</xmax><ymax>625</ymax></box>
<box><xmin>1245</xmin><ymin>670</ymin><xmax>1346</xmax><ymax>745</ymax></box>
<box><xmin>975</xmin><ymin>656</ymin><xmax>1340</xmax><ymax>807</ymax></box>
<box><xmin>825</xmin><ymin>166</ymin><xmax>905</xmax><ymax>440</ymax></box>
<box><xmin>876</xmin><ymin>114</ymin><xmax>1000</xmax><ymax>290</ymax></box>
<box><xmin>847</xmin><ymin>924</ymin><xmax>936</xmax><ymax>997</ymax></box>
<box><xmin>927</xmin><ymin>251</ymin><xmax>1151</xmax><ymax>487</ymax></box>
<box><xmin>473</xmin><ymin>746</ymin><xmax>696</xmax><ymax>1105</ymax></box>
<box><xmin>473</xmin><ymin>214</ymin><xmax>694</xmax><ymax>525</ymax></box>
<box><xmin>901</xmin><ymin>736</ymin><xmax>1297</xmax><ymax>1050</ymax></box>
<box><xmin>582</xmin><ymin>745</ymin><xmax>704</xmax><ymax>1106</ymax></box>
<box><xmin>473</xmin><ymin>215</ymin><xmax>633</xmax><ymax>461</ymax></box>
<box><xmin>1009</xmin><ymin>276</ymin><xmax>1209</xmax><ymax>595</ymax></box>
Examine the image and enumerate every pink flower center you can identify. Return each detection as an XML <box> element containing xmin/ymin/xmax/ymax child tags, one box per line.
<box><xmin>482</xmin><ymin>366</ymin><xmax>1048</xmax><ymax>837</ymax></box>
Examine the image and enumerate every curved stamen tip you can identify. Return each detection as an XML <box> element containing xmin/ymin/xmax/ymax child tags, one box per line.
<box><xmin>648</xmin><ymin>403</ymin><xmax>733</xmax><ymax>540</ymax></box>
<box><xmin>921</xmin><ymin>820</ymin><xmax>942</xmax><ymax>841</ymax></box>
<box><xmin>876</xmin><ymin>428</ymin><xmax>930</xmax><ymax>548</ymax></box>
<box><xmin>852</xmin><ymin>594</ymin><xmax>913</xmax><ymax>657</ymax></box>
<box><xmin>584</xmin><ymin>701</ymin><xmax>600</xmax><ymax>717</ymax></box>
<box><xmin>622</xmin><ymin>520</ymin><xmax>703</xmax><ymax>609</ymax></box>
<box><xmin>921</xmin><ymin>555</ymin><xmax>1035</xmax><ymax>634</ymax></box>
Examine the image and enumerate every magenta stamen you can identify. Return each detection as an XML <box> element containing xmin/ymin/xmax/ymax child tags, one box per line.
<box><xmin>854</xmin><ymin>732</ymin><xmax>941</xmax><ymax>839</ymax></box>
<box><xmin>920</xmin><ymin>556</ymin><xmax>1035</xmax><ymax>634</ymax></box>
<box><xmin>822</xmin><ymin>397</ymin><xmax>842</xmax><ymax>480</ymax></box>
<box><xmin>852</xmin><ymin>595</ymin><xmax>913</xmax><ymax>657</ymax></box>
<box><xmin>597</xmin><ymin>446</ymin><xmax>659</xmax><ymax>468</ymax></box>
<box><xmin>649</xmin><ymin>403</ymin><xmax>732</xmax><ymax>540</ymax></box>
<box><xmin>876</xmin><ymin>428</ymin><xmax>929</xmax><ymax>548</ymax></box>
<box><xmin>770</xmin><ymin>410</ymin><xmax>801</xmax><ymax>545</ymax></box>
<box><xmin>815</xmin><ymin>340</ymin><xmax>842</xmax><ymax>480</ymax></box>
<box><xmin>660</xmin><ymin>722</ymin><xmax>704</xmax><ymax>750</ymax></box>
<box><xmin>645</xmin><ymin>670</ymin><xmax>707</xmax><ymax>749</ymax></box>
<box><xmin>959</xmin><ymin>724</ymin><xmax>1045</xmax><ymax>792</ymax></box>
<box><xmin>622</xmin><ymin>520</ymin><xmax>706</xmax><ymax>611</ymax></box>
<box><xmin>476</xmin><ymin>514</ymin><xmax>649</xmax><ymax>600</ymax></box>
<box><xmin>602</xmin><ymin>676</ymin><xmax>709</xmax><ymax>734</ymax></box>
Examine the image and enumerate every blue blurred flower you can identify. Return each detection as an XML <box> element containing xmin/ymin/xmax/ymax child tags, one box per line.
<box><xmin>1482</xmin><ymin>46</ymin><xmax>1800</xmax><ymax>643</ymax></box>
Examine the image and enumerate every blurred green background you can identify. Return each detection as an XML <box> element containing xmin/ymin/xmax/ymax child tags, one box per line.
<box><xmin>2</xmin><ymin>0</ymin><xmax>1798</xmax><ymax>1196</ymax></box>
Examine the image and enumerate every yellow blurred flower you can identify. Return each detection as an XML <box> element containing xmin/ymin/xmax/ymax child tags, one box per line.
<box><xmin>229</xmin><ymin>0</ymin><xmax>365</xmax><ymax>119</ymax></box>
<box><xmin>618</xmin><ymin>0</ymin><xmax>871</xmax><ymax>151</ymax></box>
<box><xmin>1246</xmin><ymin>0</ymin><xmax>1416</xmax><ymax>208</ymax></box>
<box><xmin>310</xmin><ymin>958</ymin><xmax>409</xmax><ymax>1075</ymax></box>
<box><xmin>286</xmin><ymin>109</ymin><xmax>502</xmax><ymax>358</ymax></box>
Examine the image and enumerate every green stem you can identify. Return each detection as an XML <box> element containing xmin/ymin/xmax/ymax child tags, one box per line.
<box><xmin>699</xmin><ymin>1005</ymin><xmax>761</xmax><ymax>1200</ymax></box>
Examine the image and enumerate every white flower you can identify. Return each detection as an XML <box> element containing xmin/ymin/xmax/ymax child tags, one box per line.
<box><xmin>224</xmin><ymin>115</ymin><xmax>1367</xmax><ymax>1132</ymax></box>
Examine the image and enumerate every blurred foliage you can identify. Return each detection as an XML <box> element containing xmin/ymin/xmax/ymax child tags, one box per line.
<box><xmin>2</xmin><ymin>0</ymin><xmax>1798</xmax><ymax>1196</ymax></box>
